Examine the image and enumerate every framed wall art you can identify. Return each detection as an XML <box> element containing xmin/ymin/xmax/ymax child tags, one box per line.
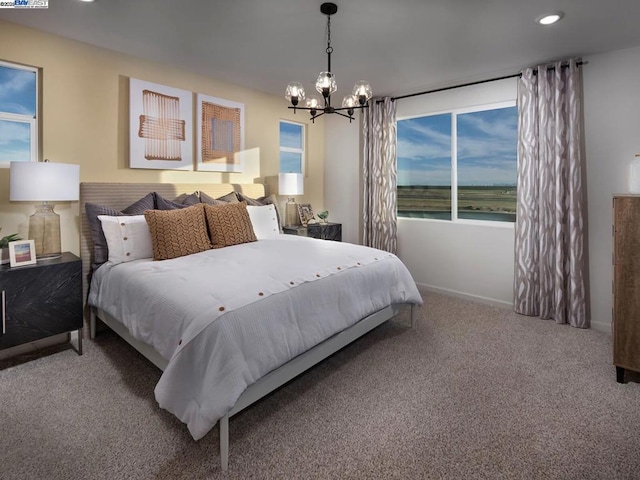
<box><xmin>9</xmin><ymin>239</ymin><xmax>36</xmax><ymax>267</ymax></box>
<box><xmin>196</xmin><ymin>93</ymin><xmax>245</xmax><ymax>172</ymax></box>
<box><xmin>129</xmin><ymin>78</ymin><xmax>193</xmax><ymax>170</ymax></box>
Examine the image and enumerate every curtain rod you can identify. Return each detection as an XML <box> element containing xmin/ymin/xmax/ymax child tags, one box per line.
<box><xmin>383</xmin><ymin>60</ymin><xmax>585</xmax><ymax>103</ymax></box>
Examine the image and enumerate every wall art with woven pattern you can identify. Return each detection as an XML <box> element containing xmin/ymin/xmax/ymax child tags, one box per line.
<box><xmin>196</xmin><ymin>93</ymin><xmax>245</xmax><ymax>172</ymax></box>
<box><xmin>129</xmin><ymin>78</ymin><xmax>193</xmax><ymax>170</ymax></box>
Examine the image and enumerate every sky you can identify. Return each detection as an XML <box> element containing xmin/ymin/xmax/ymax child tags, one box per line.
<box><xmin>280</xmin><ymin>121</ymin><xmax>303</xmax><ymax>173</ymax></box>
<box><xmin>397</xmin><ymin>106</ymin><xmax>518</xmax><ymax>186</ymax></box>
<box><xmin>0</xmin><ymin>64</ymin><xmax>36</xmax><ymax>163</ymax></box>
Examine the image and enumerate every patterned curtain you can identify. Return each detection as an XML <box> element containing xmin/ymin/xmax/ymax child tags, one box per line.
<box><xmin>362</xmin><ymin>97</ymin><xmax>397</xmax><ymax>253</ymax></box>
<box><xmin>514</xmin><ymin>59</ymin><xmax>587</xmax><ymax>328</ymax></box>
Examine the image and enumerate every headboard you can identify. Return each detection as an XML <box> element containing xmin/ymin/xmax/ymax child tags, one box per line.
<box><xmin>79</xmin><ymin>182</ymin><xmax>267</xmax><ymax>321</ymax></box>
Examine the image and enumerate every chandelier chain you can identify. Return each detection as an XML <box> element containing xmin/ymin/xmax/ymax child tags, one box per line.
<box><xmin>326</xmin><ymin>14</ymin><xmax>333</xmax><ymax>54</ymax></box>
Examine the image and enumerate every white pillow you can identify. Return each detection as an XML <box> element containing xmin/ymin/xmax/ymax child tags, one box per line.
<box><xmin>97</xmin><ymin>215</ymin><xmax>153</xmax><ymax>264</ymax></box>
<box><xmin>246</xmin><ymin>205</ymin><xmax>281</xmax><ymax>239</ymax></box>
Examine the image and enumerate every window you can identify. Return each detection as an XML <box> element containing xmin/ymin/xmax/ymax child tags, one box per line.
<box><xmin>397</xmin><ymin>102</ymin><xmax>517</xmax><ymax>223</ymax></box>
<box><xmin>279</xmin><ymin>120</ymin><xmax>304</xmax><ymax>174</ymax></box>
<box><xmin>0</xmin><ymin>60</ymin><xmax>38</xmax><ymax>166</ymax></box>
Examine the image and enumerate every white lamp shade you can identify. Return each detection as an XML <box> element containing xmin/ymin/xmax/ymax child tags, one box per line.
<box><xmin>278</xmin><ymin>173</ymin><xmax>304</xmax><ymax>196</ymax></box>
<box><xmin>10</xmin><ymin>161</ymin><xmax>80</xmax><ymax>202</ymax></box>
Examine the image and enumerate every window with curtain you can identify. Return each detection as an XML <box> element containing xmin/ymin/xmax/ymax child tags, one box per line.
<box><xmin>279</xmin><ymin>120</ymin><xmax>305</xmax><ymax>174</ymax></box>
<box><xmin>397</xmin><ymin>102</ymin><xmax>517</xmax><ymax>223</ymax></box>
<box><xmin>0</xmin><ymin>60</ymin><xmax>38</xmax><ymax>167</ymax></box>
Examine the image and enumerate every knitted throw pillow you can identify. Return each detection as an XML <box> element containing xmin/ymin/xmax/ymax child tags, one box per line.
<box><xmin>203</xmin><ymin>202</ymin><xmax>257</xmax><ymax>249</ymax></box>
<box><xmin>144</xmin><ymin>204</ymin><xmax>212</xmax><ymax>260</ymax></box>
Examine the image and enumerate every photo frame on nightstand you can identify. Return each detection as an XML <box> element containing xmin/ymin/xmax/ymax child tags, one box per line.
<box><xmin>8</xmin><ymin>239</ymin><xmax>36</xmax><ymax>267</ymax></box>
<box><xmin>297</xmin><ymin>204</ymin><xmax>314</xmax><ymax>226</ymax></box>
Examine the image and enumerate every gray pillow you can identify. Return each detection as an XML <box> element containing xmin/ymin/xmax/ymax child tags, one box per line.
<box><xmin>175</xmin><ymin>192</ymin><xmax>200</xmax><ymax>206</ymax></box>
<box><xmin>199</xmin><ymin>191</ymin><xmax>239</xmax><ymax>205</ymax></box>
<box><xmin>155</xmin><ymin>192</ymin><xmax>190</xmax><ymax>210</ymax></box>
<box><xmin>85</xmin><ymin>193</ymin><xmax>155</xmax><ymax>268</ymax></box>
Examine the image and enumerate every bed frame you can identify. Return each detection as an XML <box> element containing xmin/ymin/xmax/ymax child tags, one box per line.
<box><xmin>80</xmin><ymin>182</ymin><xmax>416</xmax><ymax>471</ymax></box>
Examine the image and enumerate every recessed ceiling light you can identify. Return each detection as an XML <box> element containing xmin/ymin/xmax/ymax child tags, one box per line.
<box><xmin>79</xmin><ymin>0</ymin><xmax>95</xmax><ymax>3</ymax></box>
<box><xmin>536</xmin><ymin>12</ymin><xmax>564</xmax><ymax>25</ymax></box>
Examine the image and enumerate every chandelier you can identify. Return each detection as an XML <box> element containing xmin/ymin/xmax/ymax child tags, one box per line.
<box><xmin>285</xmin><ymin>2</ymin><xmax>372</xmax><ymax>123</ymax></box>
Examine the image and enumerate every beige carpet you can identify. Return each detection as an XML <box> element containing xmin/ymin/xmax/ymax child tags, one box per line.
<box><xmin>1</xmin><ymin>290</ymin><xmax>639</xmax><ymax>480</ymax></box>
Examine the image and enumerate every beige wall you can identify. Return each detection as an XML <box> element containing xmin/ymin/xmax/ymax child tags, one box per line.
<box><xmin>0</xmin><ymin>19</ymin><xmax>325</xmax><ymax>255</ymax></box>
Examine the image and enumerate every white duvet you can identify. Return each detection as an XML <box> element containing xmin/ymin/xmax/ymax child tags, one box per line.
<box><xmin>88</xmin><ymin>235</ymin><xmax>422</xmax><ymax>440</ymax></box>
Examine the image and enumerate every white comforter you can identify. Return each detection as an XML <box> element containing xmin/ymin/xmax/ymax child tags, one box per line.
<box><xmin>88</xmin><ymin>235</ymin><xmax>422</xmax><ymax>440</ymax></box>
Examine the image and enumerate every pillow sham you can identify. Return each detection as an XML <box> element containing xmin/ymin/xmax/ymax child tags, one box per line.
<box><xmin>144</xmin><ymin>204</ymin><xmax>212</xmax><ymax>260</ymax></box>
<box><xmin>236</xmin><ymin>192</ymin><xmax>283</xmax><ymax>232</ymax></box>
<box><xmin>246</xmin><ymin>205</ymin><xmax>280</xmax><ymax>239</ymax></box>
<box><xmin>85</xmin><ymin>192</ymin><xmax>155</xmax><ymax>268</ymax></box>
<box><xmin>203</xmin><ymin>202</ymin><xmax>257</xmax><ymax>248</ymax></box>
<box><xmin>97</xmin><ymin>215</ymin><xmax>153</xmax><ymax>264</ymax></box>
<box><xmin>199</xmin><ymin>191</ymin><xmax>239</xmax><ymax>205</ymax></box>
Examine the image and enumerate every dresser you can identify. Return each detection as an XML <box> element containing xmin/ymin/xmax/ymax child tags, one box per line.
<box><xmin>612</xmin><ymin>195</ymin><xmax>640</xmax><ymax>383</ymax></box>
<box><xmin>0</xmin><ymin>252</ymin><xmax>83</xmax><ymax>354</ymax></box>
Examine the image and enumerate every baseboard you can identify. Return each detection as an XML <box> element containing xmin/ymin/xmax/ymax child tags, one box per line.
<box><xmin>590</xmin><ymin>320</ymin><xmax>611</xmax><ymax>335</ymax></box>
<box><xmin>417</xmin><ymin>283</ymin><xmax>513</xmax><ymax>309</ymax></box>
<box><xmin>418</xmin><ymin>283</ymin><xmax>612</xmax><ymax>335</ymax></box>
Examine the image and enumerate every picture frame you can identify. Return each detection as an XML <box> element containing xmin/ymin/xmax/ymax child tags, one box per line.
<box><xmin>8</xmin><ymin>239</ymin><xmax>36</xmax><ymax>267</ymax></box>
<box><xmin>297</xmin><ymin>203</ymin><xmax>314</xmax><ymax>226</ymax></box>
<box><xmin>129</xmin><ymin>78</ymin><xmax>193</xmax><ymax>171</ymax></box>
<box><xmin>196</xmin><ymin>93</ymin><xmax>245</xmax><ymax>172</ymax></box>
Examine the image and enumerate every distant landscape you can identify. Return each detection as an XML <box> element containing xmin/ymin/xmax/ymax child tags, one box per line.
<box><xmin>397</xmin><ymin>185</ymin><xmax>517</xmax><ymax>222</ymax></box>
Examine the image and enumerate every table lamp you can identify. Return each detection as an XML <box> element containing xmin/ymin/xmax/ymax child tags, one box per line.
<box><xmin>278</xmin><ymin>173</ymin><xmax>304</xmax><ymax>227</ymax></box>
<box><xmin>10</xmin><ymin>160</ymin><xmax>80</xmax><ymax>259</ymax></box>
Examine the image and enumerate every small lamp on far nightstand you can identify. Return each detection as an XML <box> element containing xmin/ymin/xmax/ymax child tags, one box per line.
<box><xmin>278</xmin><ymin>173</ymin><xmax>304</xmax><ymax>227</ymax></box>
<box><xmin>10</xmin><ymin>160</ymin><xmax>80</xmax><ymax>260</ymax></box>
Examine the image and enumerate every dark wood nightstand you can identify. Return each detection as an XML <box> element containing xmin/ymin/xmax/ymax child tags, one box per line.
<box><xmin>0</xmin><ymin>252</ymin><xmax>83</xmax><ymax>354</ymax></box>
<box><xmin>283</xmin><ymin>222</ymin><xmax>342</xmax><ymax>242</ymax></box>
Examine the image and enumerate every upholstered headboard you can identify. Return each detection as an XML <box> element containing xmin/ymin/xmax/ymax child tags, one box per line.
<box><xmin>79</xmin><ymin>182</ymin><xmax>267</xmax><ymax>320</ymax></box>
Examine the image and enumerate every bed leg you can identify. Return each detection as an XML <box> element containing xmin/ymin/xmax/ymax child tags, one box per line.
<box><xmin>220</xmin><ymin>414</ymin><xmax>229</xmax><ymax>472</ymax></box>
<box><xmin>90</xmin><ymin>308</ymin><xmax>97</xmax><ymax>340</ymax></box>
<box><xmin>410</xmin><ymin>304</ymin><xmax>417</xmax><ymax>328</ymax></box>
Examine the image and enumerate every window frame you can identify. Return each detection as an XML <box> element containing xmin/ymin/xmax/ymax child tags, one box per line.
<box><xmin>397</xmin><ymin>99</ymin><xmax>517</xmax><ymax>227</ymax></box>
<box><xmin>0</xmin><ymin>59</ymin><xmax>39</xmax><ymax>167</ymax></box>
<box><xmin>279</xmin><ymin>119</ymin><xmax>305</xmax><ymax>175</ymax></box>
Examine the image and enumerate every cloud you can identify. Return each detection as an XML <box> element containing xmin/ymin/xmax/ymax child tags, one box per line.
<box><xmin>0</xmin><ymin>120</ymin><xmax>30</xmax><ymax>145</ymax></box>
<box><xmin>398</xmin><ymin>107</ymin><xmax>518</xmax><ymax>186</ymax></box>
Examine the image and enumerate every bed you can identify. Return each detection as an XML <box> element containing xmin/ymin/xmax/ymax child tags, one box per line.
<box><xmin>80</xmin><ymin>182</ymin><xmax>422</xmax><ymax>471</ymax></box>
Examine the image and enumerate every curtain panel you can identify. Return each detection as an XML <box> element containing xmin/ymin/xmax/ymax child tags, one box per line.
<box><xmin>514</xmin><ymin>59</ymin><xmax>587</xmax><ymax>328</ymax></box>
<box><xmin>362</xmin><ymin>97</ymin><xmax>397</xmax><ymax>253</ymax></box>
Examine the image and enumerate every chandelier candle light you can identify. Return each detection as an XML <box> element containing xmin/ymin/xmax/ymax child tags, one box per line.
<box><xmin>285</xmin><ymin>2</ymin><xmax>372</xmax><ymax>123</ymax></box>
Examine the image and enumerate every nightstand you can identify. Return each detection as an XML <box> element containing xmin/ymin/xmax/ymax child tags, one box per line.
<box><xmin>0</xmin><ymin>252</ymin><xmax>83</xmax><ymax>354</ymax></box>
<box><xmin>283</xmin><ymin>222</ymin><xmax>342</xmax><ymax>242</ymax></box>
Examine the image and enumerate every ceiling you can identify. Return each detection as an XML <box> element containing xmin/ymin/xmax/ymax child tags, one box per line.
<box><xmin>2</xmin><ymin>0</ymin><xmax>640</xmax><ymax>100</ymax></box>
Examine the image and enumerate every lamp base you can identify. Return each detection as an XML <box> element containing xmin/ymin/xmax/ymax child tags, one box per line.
<box><xmin>29</xmin><ymin>203</ymin><xmax>62</xmax><ymax>259</ymax></box>
<box><xmin>285</xmin><ymin>198</ymin><xmax>301</xmax><ymax>227</ymax></box>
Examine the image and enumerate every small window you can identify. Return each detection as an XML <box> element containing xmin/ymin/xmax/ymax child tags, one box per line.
<box><xmin>397</xmin><ymin>102</ymin><xmax>517</xmax><ymax>223</ymax></box>
<box><xmin>279</xmin><ymin>120</ymin><xmax>304</xmax><ymax>174</ymax></box>
<box><xmin>0</xmin><ymin>60</ymin><xmax>38</xmax><ymax>166</ymax></box>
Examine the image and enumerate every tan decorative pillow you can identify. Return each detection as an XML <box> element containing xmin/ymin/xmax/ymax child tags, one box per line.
<box><xmin>144</xmin><ymin>204</ymin><xmax>212</xmax><ymax>260</ymax></box>
<box><xmin>203</xmin><ymin>202</ymin><xmax>257</xmax><ymax>249</ymax></box>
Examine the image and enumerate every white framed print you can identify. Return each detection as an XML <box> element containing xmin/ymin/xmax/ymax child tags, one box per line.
<box><xmin>9</xmin><ymin>239</ymin><xmax>36</xmax><ymax>267</ymax></box>
<box><xmin>196</xmin><ymin>94</ymin><xmax>245</xmax><ymax>172</ymax></box>
<box><xmin>129</xmin><ymin>78</ymin><xmax>193</xmax><ymax>170</ymax></box>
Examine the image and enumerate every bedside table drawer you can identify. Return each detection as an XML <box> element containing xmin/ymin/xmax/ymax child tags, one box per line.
<box><xmin>0</xmin><ymin>252</ymin><xmax>82</xmax><ymax>351</ymax></box>
<box><xmin>283</xmin><ymin>223</ymin><xmax>342</xmax><ymax>242</ymax></box>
